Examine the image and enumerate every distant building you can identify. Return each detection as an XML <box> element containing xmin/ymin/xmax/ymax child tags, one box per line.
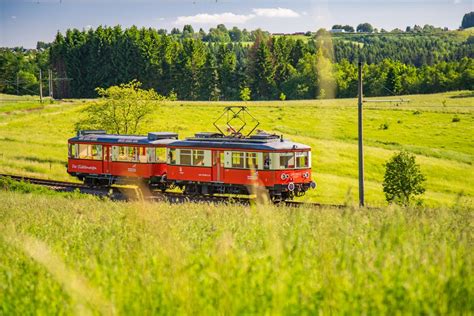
<box><xmin>329</xmin><ymin>29</ymin><xmax>345</xmax><ymax>33</ymax></box>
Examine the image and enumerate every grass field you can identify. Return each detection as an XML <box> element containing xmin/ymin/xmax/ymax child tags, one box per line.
<box><xmin>0</xmin><ymin>188</ymin><xmax>472</xmax><ymax>314</ymax></box>
<box><xmin>0</xmin><ymin>91</ymin><xmax>472</xmax><ymax>206</ymax></box>
<box><xmin>0</xmin><ymin>92</ymin><xmax>472</xmax><ymax>314</ymax></box>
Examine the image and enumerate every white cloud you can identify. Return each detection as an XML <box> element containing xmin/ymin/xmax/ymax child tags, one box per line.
<box><xmin>85</xmin><ymin>25</ymin><xmax>92</xmax><ymax>30</ymax></box>
<box><xmin>175</xmin><ymin>12</ymin><xmax>255</xmax><ymax>25</ymax></box>
<box><xmin>11</xmin><ymin>16</ymin><xmax>16</xmax><ymax>19</ymax></box>
<box><xmin>174</xmin><ymin>7</ymin><xmax>301</xmax><ymax>25</ymax></box>
<box><xmin>156</xmin><ymin>17</ymin><xmax>165</xmax><ymax>21</ymax></box>
<box><xmin>252</xmin><ymin>7</ymin><xmax>300</xmax><ymax>18</ymax></box>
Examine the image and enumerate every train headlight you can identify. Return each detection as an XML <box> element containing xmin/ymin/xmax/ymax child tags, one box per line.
<box><xmin>303</xmin><ymin>172</ymin><xmax>309</xmax><ymax>178</ymax></box>
<box><xmin>280</xmin><ymin>173</ymin><xmax>289</xmax><ymax>180</ymax></box>
<box><xmin>288</xmin><ymin>182</ymin><xmax>295</xmax><ymax>191</ymax></box>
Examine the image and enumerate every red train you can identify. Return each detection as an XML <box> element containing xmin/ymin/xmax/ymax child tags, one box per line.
<box><xmin>68</xmin><ymin>107</ymin><xmax>316</xmax><ymax>200</ymax></box>
<box><xmin>68</xmin><ymin>130</ymin><xmax>316</xmax><ymax>201</ymax></box>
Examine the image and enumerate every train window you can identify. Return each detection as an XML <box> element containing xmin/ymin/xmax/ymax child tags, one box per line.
<box><xmin>77</xmin><ymin>144</ymin><xmax>101</xmax><ymax>160</ymax></box>
<box><xmin>91</xmin><ymin>145</ymin><xmax>102</xmax><ymax>160</ymax></box>
<box><xmin>138</xmin><ymin>147</ymin><xmax>147</xmax><ymax>163</ymax></box>
<box><xmin>180</xmin><ymin>149</ymin><xmax>192</xmax><ymax>165</ymax></box>
<box><xmin>69</xmin><ymin>144</ymin><xmax>78</xmax><ymax>158</ymax></box>
<box><xmin>155</xmin><ymin>148</ymin><xmax>166</xmax><ymax>163</ymax></box>
<box><xmin>167</xmin><ymin>149</ymin><xmax>176</xmax><ymax>164</ymax></box>
<box><xmin>146</xmin><ymin>148</ymin><xmax>156</xmax><ymax>163</ymax></box>
<box><xmin>231</xmin><ymin>152</ymin><xmax>244</xmax><ymax>168</ymax></box>
<box><xmin>193</xmin><ymin>150</ymin><xmax>205</xmax><ymax>166</ymax></box>
<box><xmin>131</xmin><ymin>147</ymin><xmax>140</xmax><ymax>162</ymax></box>
<box><xmin>118</xmin><ymin>147</ymin><xmax>127</xmax><ymax>160</ymax></box>
<box><xmin>296</xmin><ymin>152</ymin><xmax>309</xmax><ymax>168</ymax></box>
<box><xmin>128</xmin><ymin>147</ymin><xmax>137</xmax><ymax>161</ymax></box>
<box><xmin>112</xmin><ymin>146</ymin><xmax>119</xmax><ymax>161</ymax></box>
<box><xmin>78</xmin><ymin>144</ymin><xmax>90</xmax><ymax>159</ymax></box>
<box><xmin>246</xmin><ymin>152</ymin><xmax>258</xmax><ymax>169</ymax></box>
<box><xmin>279</xmin><ymin>153</ymin><xmax>295</xmax><ymax>169</ymax></box>
<box><xmin>263</xmin><ymin>153</ymin><xmax>271</xmax><ymax>170</ymax></box>
<box><xmin>115</xmin><ymin>146</ymin><xmax>137</xmax><ymax>162</ymax></box>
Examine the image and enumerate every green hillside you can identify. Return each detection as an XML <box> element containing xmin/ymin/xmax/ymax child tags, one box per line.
<box><xmin>0</xmin><ymin>91</ymin><xmax>472</xmax><ymax>206</ymax></box>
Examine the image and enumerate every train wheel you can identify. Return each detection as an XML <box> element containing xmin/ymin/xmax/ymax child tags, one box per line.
<box><xmin>84</xmin><ymin>177</ymin><xmax>95</xmax><ymax>187</ymax></box>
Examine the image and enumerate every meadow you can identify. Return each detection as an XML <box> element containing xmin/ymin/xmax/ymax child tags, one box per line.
<box><xmin>0</xmin><ymin>91</ymin><xmax>473</xmax><ymax>206</ymax></box>
<box><xmin>0</xmin><ymin>188</ymin><xmax>472</xmax><ymax>314</ymax></box>
<box><xmin>0</xmin><ymin>92</ymin><xmax>473</xmax><ymax>314</ymax></box>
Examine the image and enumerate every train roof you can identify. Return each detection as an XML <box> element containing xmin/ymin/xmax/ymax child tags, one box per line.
<box><xmin>168</xmin><ymin>132</ymin><xmax>311</xmax><ymax>151</ymax></box>
<box><xmin>69</xmin><ymin>130</ymin><xmax>178</xmax><ymax>145</ymax></box>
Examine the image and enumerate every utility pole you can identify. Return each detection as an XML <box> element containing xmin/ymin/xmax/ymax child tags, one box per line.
<box><xmin>358</xmin><ymin>61</ymin><xmax>365</xmax><ymax>207</ymax></box>
<box><xmin>39</xmin><ymin>69</ymin><xmax>43</xmax><ymax>103</ymax></box>
<box><xmin>48</xmin><ymin>69</ymin><xmax>53</xmax><ymax>99</ymax></box>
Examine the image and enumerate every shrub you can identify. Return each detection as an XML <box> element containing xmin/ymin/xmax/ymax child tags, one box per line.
<box><xmin>383</xmin><ymin>151</ymin><xmax>426</xmax><ymax>205</ymax></box>
<box><xmin>452</xmin><ymin>116</ymin><xmax>461</xmax><ymax>122</ymax></box>
<box><xmin>168</xmin><ymin>90</ymin><xmax>178</xmax><ymax>101</ymax></box>
<box><xmin>240</xmin><ymin>87</ymin><xmax>251</xmax><ymax>102</ymax></box>
<box><xmin>379</xmin><ymin>122</ymin><xmax>389</xmax><ymax>130</ymax></box>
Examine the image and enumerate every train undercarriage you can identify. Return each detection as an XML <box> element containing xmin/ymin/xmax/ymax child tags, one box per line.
<box><xmin>71</xmin><ymin>172</ymin><xmax>315</xmax><ymax>202</ymax></box>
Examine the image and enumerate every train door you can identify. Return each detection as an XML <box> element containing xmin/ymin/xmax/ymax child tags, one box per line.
<box><xmin>212</xmin><ymin>150</ymin><xmax>225</xmax><ymax>182</ymax></box>
<box><xmin>103</xmin><ymin>145</ymin><xmax>111</xmax><ymax>174</ymax></box>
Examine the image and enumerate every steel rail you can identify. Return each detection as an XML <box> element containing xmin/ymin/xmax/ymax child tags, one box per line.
<box><xmin>0</xmin><ymin>174</ymin><xmax>345</xmax><ymax>208</ymax></box>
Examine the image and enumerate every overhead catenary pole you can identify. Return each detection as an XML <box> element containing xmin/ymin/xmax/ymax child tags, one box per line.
<box><xmin>39</xmin><ymin>69</ymin><xmax>43</xmax><ymax>103</ymax></box>
<box><xmin>358</xmin><ymin>61</ymin><xmax>365</xmax><ymax>207</ymax></box>
<box><xmin>48</xmin><ymin>69</ymin><xmax>53</xmax><ymax>99</ymax></box>
<box><xmin>48</xmin><ymin>69</ymin><xmax>51</xmax><ymax>97</ymax></box>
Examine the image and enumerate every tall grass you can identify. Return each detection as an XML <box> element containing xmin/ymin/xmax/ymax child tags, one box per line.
<box><xmin>0</xmin><ymin>191</ymin><xmax>472</xmax><ymax>314</ymax></box>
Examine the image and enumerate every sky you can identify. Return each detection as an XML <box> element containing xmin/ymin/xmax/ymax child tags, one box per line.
<box><xmin>1</xmin><ymin>0</ymin><xmax>473</xmax><ymax>48</ymax></box>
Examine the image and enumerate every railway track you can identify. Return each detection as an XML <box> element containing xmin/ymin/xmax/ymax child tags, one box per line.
<box><xmin>0</xmin><ymin>174</ymin><xmax>343</xmax><ymax>208</ymax></box>
<box><xmin>0</xmin><ymin>173</ymin><xmax>129</xmax><ymax>200</ymax></box>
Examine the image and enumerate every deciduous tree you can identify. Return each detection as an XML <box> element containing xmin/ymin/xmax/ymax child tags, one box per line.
<box><xmin>75</xmin><ymin>80</ymin><xmax>166</xmax><ymax>134</ymax></box>
<box><xmin>383</xmin><ymin>151</ymin><xmax>426</xmax><ymax>205</ymax></box>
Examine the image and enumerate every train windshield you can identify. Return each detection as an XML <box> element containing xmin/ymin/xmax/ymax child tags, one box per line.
<box><xmin>279</xmin><ymin>153</ymin><xmax>295</xmax><ymax>169</ymax></box>
<box><xmin>277</xmin><ymin>151</ymin><xmax>310</xmax><ymax>169</ymax></box>
<box><xmin>296</xmin><ymin>152</ymin><xmax>310</xmax><ymax>168</ymax></box>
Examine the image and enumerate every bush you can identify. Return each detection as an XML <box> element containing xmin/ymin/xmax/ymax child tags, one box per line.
<box><xmin>240</xmin><ymin>87</ymin><xmax>251</xmax><ymax>101</ymax></box>
<box><xmin>452</xmin><ymin>116</ymin><xmax>461</xmax><ymax>122</ymax></box>
<box><xmin>379</xmin><ymin>122</ymin><xmax>389</xmax><ymax>130</ymax></box>
<box><xmin>383</xmin><ymin>151</ymin><xmax>426</xmax><ymax>205</ymax></box>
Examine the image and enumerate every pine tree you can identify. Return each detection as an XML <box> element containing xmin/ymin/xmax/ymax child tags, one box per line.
<box><xmin>216</xmin><ymin>44</ymin><xmax>237</xmax><ymax>100</ymax></box>
<box><xmin>252</xmin><ymin>41</ymin><xmax>276</xmax><ymax>100</ymax></box>
<box><xmin>200</xmin><ymin>52</ymin><xmax>220</xmax><ymax>100</ymax></box>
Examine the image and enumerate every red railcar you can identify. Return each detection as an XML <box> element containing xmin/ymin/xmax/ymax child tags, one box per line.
<box><xmin>166</xmin><ymin>132</ymin><xmax>316</xmax><ymax>200</ymax></box>
<box><xmin>67</xmin><ymin>130</ymin><xmax>316</xmax><ymax>200</ymax></box>
<box><xmin>67</xmin><ymin>130</ymin><xmax>178</xmax><ymax>187</ymax></box>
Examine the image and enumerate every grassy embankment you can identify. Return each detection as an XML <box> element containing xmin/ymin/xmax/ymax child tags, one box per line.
<box><xmin>0</xmin><ymin>187</ymin><xmax>472</xmax><ymax>314</ymax></box>
<box><xmin>0</xmin><ymin>91</ymin><xmax>473</xmax><ymax>206</ymax></box>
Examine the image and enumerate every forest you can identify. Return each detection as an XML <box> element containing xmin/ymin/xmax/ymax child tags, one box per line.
<box><xmin>0</xmin><ymin>24</ymin><xmax>473</xmax><ymax>100</ymax></box>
